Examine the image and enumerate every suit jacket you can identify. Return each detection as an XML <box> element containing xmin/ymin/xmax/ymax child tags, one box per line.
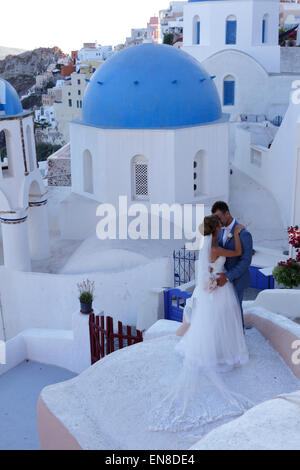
<box><xmin>218</xmin><ymin>220</ymin><xmax>253</xmax><ymax>294</ymax></box>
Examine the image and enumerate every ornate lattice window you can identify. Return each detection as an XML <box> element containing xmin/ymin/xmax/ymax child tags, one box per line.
<box><xmin>132</xmin><ymin>156</ymin><xmax>149</xmax><ymax>200</ymax></box>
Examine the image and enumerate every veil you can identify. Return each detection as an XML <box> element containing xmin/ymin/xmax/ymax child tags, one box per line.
<box><xmin>148</xmin><ymin>234</ymin><xmax>253</xmax><ymax>437</ymax></box>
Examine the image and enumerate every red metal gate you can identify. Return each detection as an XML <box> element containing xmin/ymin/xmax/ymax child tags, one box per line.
<box><xmin>89</xmin><ymin>314</ymin><xmax>143</xmax><ymax>365</ymax></box>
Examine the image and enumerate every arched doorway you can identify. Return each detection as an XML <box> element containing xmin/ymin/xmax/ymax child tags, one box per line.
<box><xmin>0</xmin><ymin>129</ymin><xmax>13</xmax><ymax>176</ymax></box>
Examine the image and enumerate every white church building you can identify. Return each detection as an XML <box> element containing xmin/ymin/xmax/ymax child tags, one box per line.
<box><xmin>59</xmin><ymin>42</ymin><xmax>229</xmax><ymax>240</ymax></box>
<box><xmin>183</xmin><ymin>0</ymin><xmax>299</xmax><ymax>121</ymax></box>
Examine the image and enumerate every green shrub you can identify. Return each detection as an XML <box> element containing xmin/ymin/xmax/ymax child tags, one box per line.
<box><xmin>79</xmin><ymin>292</ymin><xmax>93</xmax><ymax>304</ymax></box>
<box><xmin>273</xmin><ymin>259</ymin><xmax>300</xmax><ymax>289</ymax></box>
<box><xmin>77</xmin><ymin>279</ymin><xmax>95</xmax><ymax>303</ymax></box>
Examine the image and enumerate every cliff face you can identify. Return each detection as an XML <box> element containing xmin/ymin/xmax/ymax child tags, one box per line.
<box><xmin>0</xmin><ymin>46</ymin><xmax>26</xmax><ymax>60</ymax></box>
<box><xmin>0</xmin><ymin>47</ymin><xmax>65</xmax><ymax>96</ymax></box>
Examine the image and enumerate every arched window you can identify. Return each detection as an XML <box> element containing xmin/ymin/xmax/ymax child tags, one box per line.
<box><xmin>132</xmin><ymin>155</ymin><xmax>149</xmax><ymax>201</ymax></box>
<box><xmin>223</xmin><ymin>75</ymin><xmax>235</xmax><ymax>106</ymax></box>
<box><xmin>83</xmin><ymin>150</ymin><xmax>94</xmax><ymax>194</ymax></box>
<box><xmin>0</xmin><ymin>129</ymin><xmax>13</xmax><ymax>176</ymax></box>
<box><xmin>26</xmin><ymin>125</ymin><xmax>35</xmax><ymax>172</ymax></box>
<box><xmin>262</xmin><ymin>14</ymin><xmax>268</xmax><ymax>44</ymax></box>
<box><xmin>0</xmin><ymin>80</ymin><xmax>5</xmax><ymax>116</ymax></box>
<box><xmin>226</xmin><ymin>15</ymin><xmax>237</xmax><ymax>45</ymax></box>
<box><xmin>194</xmin><ymin>150</ymin><xmax>207</xmax><ymax>197</ymax></box>
<box><xmin>193</xmin><ymin>15</ymin><xmax>201</xmax><ymax>45</ymax></box>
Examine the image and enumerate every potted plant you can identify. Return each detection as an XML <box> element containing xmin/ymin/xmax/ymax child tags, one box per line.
<box><xmin>273</xmin><ymin>259</ymin><xmax>300</xmax><ymax>289</ymax></box>
<box><xmin>288</xmin><ymin>225</ymin><xmax>300</xmax><ymax>261</ymax></box>
<box><xmin>77</xmin><ymin>279</ymin><xmax>95</xmax><ymax>314</ymax></box>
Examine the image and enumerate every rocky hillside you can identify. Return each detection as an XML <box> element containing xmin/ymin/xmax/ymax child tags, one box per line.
<box><xmin>0</xmin><ymin>47</ymin><xmax>65</xmax><ymax>96</ymax></box>
<box><xmin>0</xmin><ymin>46</ymin><xmax>26</xmax><ymax>60</ymax></box>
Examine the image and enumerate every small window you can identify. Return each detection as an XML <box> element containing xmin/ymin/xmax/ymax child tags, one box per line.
<box><xmin>0</xmin><ymin>129</ymin><xmax>7</xmax><ymax>169</ymax></box>
<box><xmin>262</xmin><ymin>15</ymin><xmax>268</xmax><ymax>44</ymax></box>
<box><xmin>0</xmin><ymin>129</ymin><xmax>13</xmax><ymax>176</ymax></box>
<box><xmin>223</xmin><ymin>76</ymin><xmax>235</xmax><ymax>106</ymax></box>
<box><xmin>132</xmin><ymin>155</ymin><xmax>149</xmax><ymax>200</ymax></box>
<box><xmin>196</xmin><ymin>21</ymin><xmax>200</xmax><ymax>45</ymax></box>
<box><xmin>78</xmin><ymin>79</ymin><xmax>81</xmax><ymax>85</ymax></box>
<box><xmin>193</xmin><ymin>16</ymin><xmax>201</xmax><ymax>45</ymax></box>
<box><xmin>226</xmin><ymin>16</ymin><xmax>237</xmax><ymax>45</ymax></box>
<box><xmin>194</xmin><ymin>150</ymin><xmax>207</xmax><ymax>197</ymax></box>
<box><xmin>78</xmin><ymin>90</ymin><xmax>81</xmax><ymax>96</ymax></box>
<box><xmin>68</xmin><ymin>99</ymin><xmax>72</xmax><ymax>107</ymax></box>
<box><xmin>83</xmin><ymin>150</ymin><xmax>94</xmax><ymax>194</ymax></box>
<box><xmin>26</xmin><ymin>125</ymin><xmax>35</xmax><ymax>172</ymax></box>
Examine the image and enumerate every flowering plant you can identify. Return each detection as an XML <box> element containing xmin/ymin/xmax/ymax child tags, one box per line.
<box><xmin>288</xmin><ymin>226</ymin><xmax>300</xmax><ymax>262</ymax></box>
<box><xmin>273</xmin><ymin>258</ymin><xmax>300</xmax><ymax>289</ymax></box>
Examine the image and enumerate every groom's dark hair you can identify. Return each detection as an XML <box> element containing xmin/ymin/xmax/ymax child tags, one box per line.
<box><xmin>211</xmin><ymin>201</ymin><xmax>230</xmax><ymax>214</ymax></box>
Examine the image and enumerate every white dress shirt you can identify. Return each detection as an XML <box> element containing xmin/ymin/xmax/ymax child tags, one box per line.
<box><xmin>222</xmin><ymin>218</ymin><xmax>236</xmax><ymax>246</ymax></box>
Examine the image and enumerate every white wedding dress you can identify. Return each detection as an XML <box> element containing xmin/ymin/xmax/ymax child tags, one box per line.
<box><xmin>148</xmin><ymin>235</ymin><xmax>252</xmax><ymax>434</ymax></box>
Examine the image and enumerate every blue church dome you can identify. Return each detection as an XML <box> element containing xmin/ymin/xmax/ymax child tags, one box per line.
<box><xmin>0</xmin><ymin>78</ymin><xmax>23</xmax><ymax>117</ymax></box>
<box><xmin>82</xmin><ymin>43</ymin><xmax>222</xmax><ymax>129</ymax></box>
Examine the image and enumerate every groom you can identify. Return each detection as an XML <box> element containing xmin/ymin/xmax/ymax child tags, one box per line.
<box><xmin>211</xmin><ymin>201</ymin><xmax>253</xmax><ymax>329</ymax></box>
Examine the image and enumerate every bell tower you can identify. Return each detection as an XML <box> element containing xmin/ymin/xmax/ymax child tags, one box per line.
<box><xmin>0</xmin><ymin>78</ymin><xmax>50</xmax><ymax>271</ymax></box>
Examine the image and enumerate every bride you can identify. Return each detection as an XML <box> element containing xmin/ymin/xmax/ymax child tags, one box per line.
<box><xmin>149</xmin><ymin>216</ymin><xmax>252</xmax><ymax>434</ymax></box>
<box><xmin>176</xmin><ymin>215</ymin><xmax>249</xmax><ymax>370</ymax></box>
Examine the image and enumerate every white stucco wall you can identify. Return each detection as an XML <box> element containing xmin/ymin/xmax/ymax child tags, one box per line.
<box><xmin>69</xmin><ymin>120</ymin><xmax>229</xmax><ymax>207</ymax></box>
<box><xmin>201</xmin><ymin>50</ymin><xmax>297</xmax><ymax>120</ymax></box>
<box><xmin>234</xmin><ymin>101</ymin><xmax>300</xmax><ymax>226</ymax></box>
<box><xmin>174</xmin><ymin>122</ymin><xmax>229</xmax><ymax>203</ymax></box>
<box><xmin>183</xmin><ymin>0</ymin><xmax>280</xmax><ymax>73</ymax></box>
<box><xmin>0</xmin><ymin>255</ymin><xmax>172</xmax><ymax>340</ymax></box>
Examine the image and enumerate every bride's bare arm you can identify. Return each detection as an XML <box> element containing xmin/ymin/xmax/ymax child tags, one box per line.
<box><xmin>213</xmin><ymin>225</ymin><xmax>245</xmax><ymax>258</ymax></box>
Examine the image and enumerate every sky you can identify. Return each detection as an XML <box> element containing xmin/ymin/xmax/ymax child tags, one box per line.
<box><xmin>0</xmin><ymin>0</ymin><xmax>172</xmax><ymax>54</ymax></box>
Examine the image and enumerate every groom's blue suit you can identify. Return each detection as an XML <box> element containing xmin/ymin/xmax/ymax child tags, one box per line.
<box><xmin>218</xmin><ymin>220</ymin><xmax>253</xmax><ymax>328</ymax></box>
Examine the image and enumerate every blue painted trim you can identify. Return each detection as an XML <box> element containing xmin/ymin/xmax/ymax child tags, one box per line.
<box><xmin>223</xmin><ymin>80</ymin><xmax>235</xmax><ymax>106</ymax></box>
<box><xmin>29</xmin><ymin>199</ymin><xmax>48</xmax><ymax>206</ymax></box>
<box><xmin>196</xmin><ymin>21</ymin><xmax>201</xmax><ymax>45</ymax></box>
<box><xmin>72</xmin><ymin>113</ymin><xmax>230</xmax><ymax>131</ymax></box>
<box><xmin>0</xmin><ymin>216</ymin><xmax>27</xmax><ymax>223</ymax></box>
<box><xmin>250</xmin><ymin>266</ymin><xmax>275</xmax><ymax>290</ymax></box>
<box><xmin>262</xmin><ymin>19</ymin><xmax>266</xmax><ymax>44</ymax></box>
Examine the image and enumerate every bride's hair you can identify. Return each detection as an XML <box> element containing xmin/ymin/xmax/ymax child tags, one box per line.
<box><xmin>199</xmin><ymin>215</ymin><xmax>221</xmax><ymax>236</ymax></box>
